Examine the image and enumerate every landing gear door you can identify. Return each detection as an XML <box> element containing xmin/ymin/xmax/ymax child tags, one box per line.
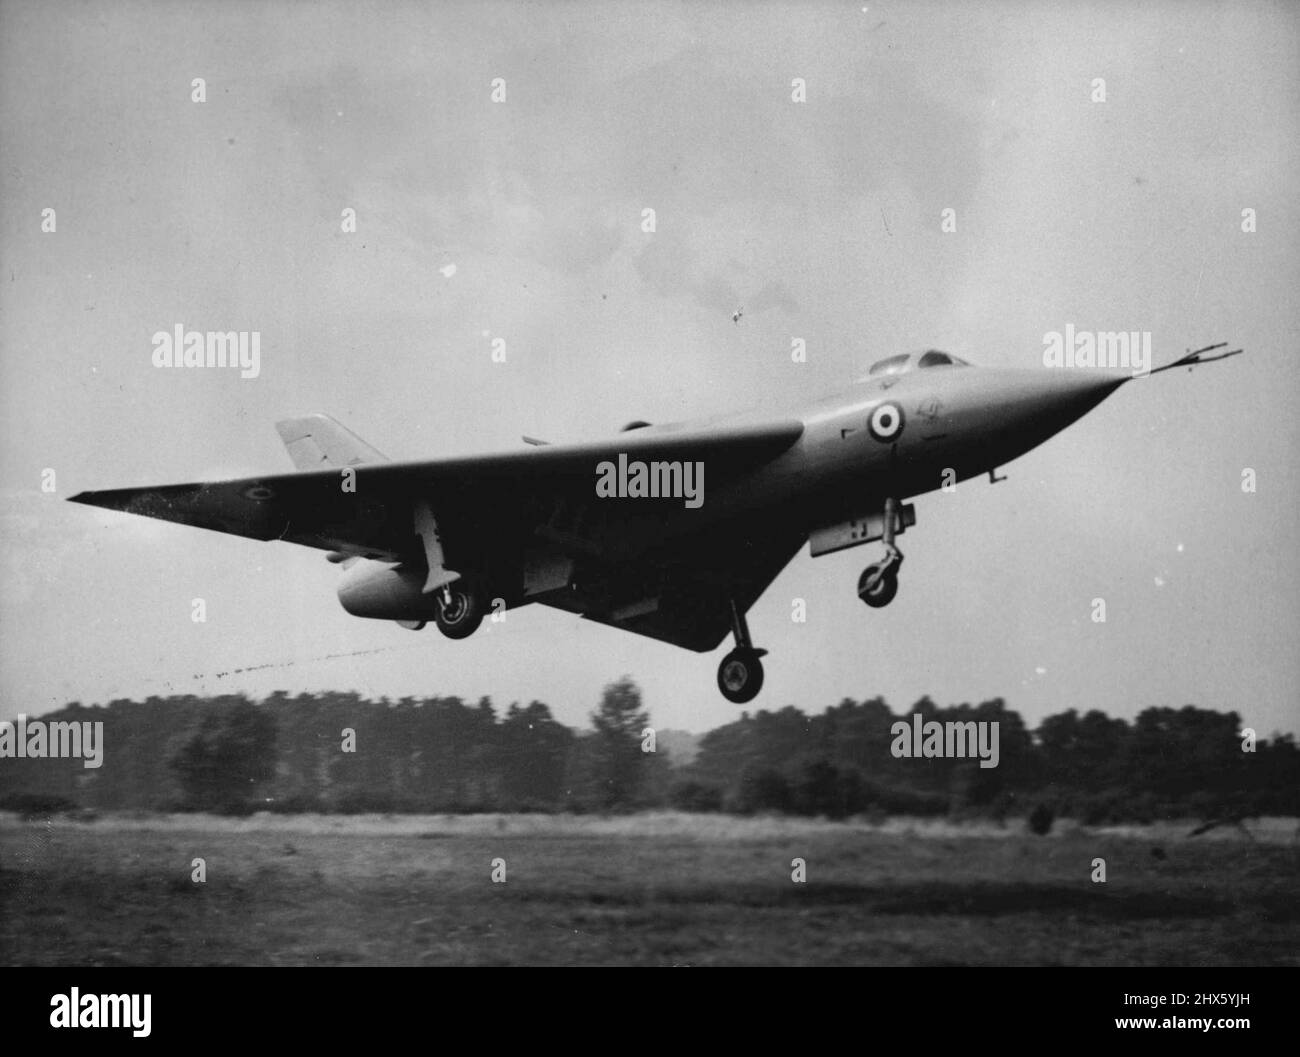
<box><xmin>809</xmin><ymin>504</ymin><xmax>915</xmax><ymax>558</ymax></box>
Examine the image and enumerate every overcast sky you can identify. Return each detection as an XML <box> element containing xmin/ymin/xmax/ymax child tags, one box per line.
<box><xmin>2</xmin><ymin>0</ymin><xmax>1296</xmax><ymax>737</ymax></box>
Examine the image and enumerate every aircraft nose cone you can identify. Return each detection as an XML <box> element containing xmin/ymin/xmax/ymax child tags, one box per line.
<box><xmin>946</xmin><ymin>368</ymin><xmax>1128</xmax><ymax>469</ymax></box>
<box><xmin>999</xmin><ymin>369</ymin><xmax>1127</xmax><ymax>430</ymax></box>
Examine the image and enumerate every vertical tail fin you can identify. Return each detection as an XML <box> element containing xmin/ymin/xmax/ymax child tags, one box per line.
<box><xmin>274</xmin><ymin>414</ymin><xmax>388</xmax><ymax>470</ymax></box>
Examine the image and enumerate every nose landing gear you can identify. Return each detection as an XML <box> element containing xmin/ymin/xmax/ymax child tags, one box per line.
<box><xmin>858</xmin><ymin>551</ymin><xmax>901</xmax><ymax>607</ymax></box>
<box><xmin>716</xmin><ymin>599</ymin><xmax>767</xmax><ymax>704</ymax></box>
<box><xmin>858</xmin><ymin>496</ymin><xmax>904</xmax><ymax>608</ymax></box>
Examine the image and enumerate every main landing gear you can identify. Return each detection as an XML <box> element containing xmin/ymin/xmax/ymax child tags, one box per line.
<box><xmin>434</xmin><ymin>578</ymin><xmax>486</xmax><ymax>639</ymax></box>
<box><xmin>858</xmin><ymin>496</ymin><xmax>904</xmax><ymax>608</ymax></box>
<box><xmin>717</xmin><ymin>599</ymin><xmax>767</xmax><ymax>704</ymax></box>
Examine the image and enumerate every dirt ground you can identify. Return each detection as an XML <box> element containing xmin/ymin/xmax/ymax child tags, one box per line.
<box><xmin>1</xmin><ymin>812</ymin><xmax>1296</xmax><ymax>966</ymax></box>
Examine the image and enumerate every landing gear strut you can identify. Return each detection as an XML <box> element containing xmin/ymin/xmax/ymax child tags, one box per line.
<box><xmin>858</xmin><ymin>496</ymin><xmax>904</xmax><ymax>608</ymax></box>
<box><xmin>717</xmin><ymin>599</ymin><xmax>767</xmax><ymax>704</ymax></box>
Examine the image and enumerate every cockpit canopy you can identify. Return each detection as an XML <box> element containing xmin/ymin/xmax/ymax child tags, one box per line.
<box><xmin>867</xmin><ymin>349</ymin><xmax>972</xmax><ymax>376</ymax></box>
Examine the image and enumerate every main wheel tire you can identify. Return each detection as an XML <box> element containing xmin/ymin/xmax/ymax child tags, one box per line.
<box><xmin>717</xmin><ymin>648</ymin><xmax>765</xmax><ymax>704</ymax></box>
<box><xmin>434</xmin><ymin>580</ymin><xmax>486</xmax><ymax>639</ymax></box>
<box><xmin>858</xmin><ymin>566</ymin><xmax>899</xmax><ymax>608</ymax></box>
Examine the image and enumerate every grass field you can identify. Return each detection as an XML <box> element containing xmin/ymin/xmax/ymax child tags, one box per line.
<box><xmin>1</xmin><ymin>812</ymin><xmax>1296</xmax><ymax>966</ymax></box>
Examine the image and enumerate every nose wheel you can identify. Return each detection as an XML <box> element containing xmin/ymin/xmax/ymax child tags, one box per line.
<box><xmin>858</xmin><ymin>546</ymin><xmax>902</xmax><ymax>607</ymax></box>
<box><xmin>858</xmin><ymin>496</ymin><xmax>904</xmax><ymax>608</ymax></box>
<box><xmin>716</xmin><ymin>599</ymin><xmax>767</xmax><ymax>704</ymax></box>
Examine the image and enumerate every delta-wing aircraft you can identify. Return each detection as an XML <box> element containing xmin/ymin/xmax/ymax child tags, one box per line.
<box><xmin>70</xmin><ymin>344</ymin><xmax>1241</xmax><ymax>703</ymax></box>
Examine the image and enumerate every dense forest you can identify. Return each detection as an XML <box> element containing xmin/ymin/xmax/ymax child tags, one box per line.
<box><xmin>1</xmin><ymin>680</ymin><xmax>1296</xmax><ymax>825</ymax></box>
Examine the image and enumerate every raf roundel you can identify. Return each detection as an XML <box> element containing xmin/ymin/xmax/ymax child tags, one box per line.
<box><xmin>868</xmin><ymin>401</ymin><xmax>905</xmax><ymax>442</ymax></box>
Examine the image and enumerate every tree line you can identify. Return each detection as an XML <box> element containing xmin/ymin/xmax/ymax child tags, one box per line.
<box><xmin>0</xmin><ymin>682</ymin><xmax>1295</xmax><ymax>824</ymax></box>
